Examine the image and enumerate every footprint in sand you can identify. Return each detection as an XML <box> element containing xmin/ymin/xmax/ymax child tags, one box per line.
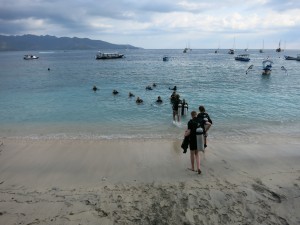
<box><xmin>252</xmin><ymin>181</ymin><xmax>283</xmax><ymax>203</ymax></box>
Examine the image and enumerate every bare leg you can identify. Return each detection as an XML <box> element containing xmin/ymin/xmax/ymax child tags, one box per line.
<box><xmin>195</xmin><ymin>151</ymin><xmax>201</xmax><ymax>174</ymax></box>
<box><xmin>190</xmin><ymin>151</ymin><xmax>195</xmax><ymax>171</ymax></box>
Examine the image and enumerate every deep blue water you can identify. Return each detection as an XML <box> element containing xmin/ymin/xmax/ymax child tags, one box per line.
<box><xmin>0</xmin><ymin>49</ymin><xmax>299</xmax><ymax>140</ymax></box>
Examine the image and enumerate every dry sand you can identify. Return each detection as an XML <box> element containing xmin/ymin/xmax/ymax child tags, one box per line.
<box><xmin>0</xmin><ymin>137</ymin><xmax>299</xmax><ymax>225</ymax></box>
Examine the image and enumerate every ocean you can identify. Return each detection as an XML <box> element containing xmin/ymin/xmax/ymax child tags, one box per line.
<box><xmin>0</xmin><ymin>49</ymin><xmax>299</xmax><ymax>141</ymax></box>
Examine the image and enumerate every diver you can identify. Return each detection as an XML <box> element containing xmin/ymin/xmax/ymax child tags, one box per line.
<box><xmin>92</xmin><ymin>85</ymin><xmax>98</xmax><ymax>92</ymax></box>
<box><xmin>112</xmin><ymin>89</ymin><xmax>119</xmax><ymax>95</ymax></box>
<box><xmin>156</xmin><ymin>96</ymin><xmax>163</xmax><ymax>104</ymax></box>
<box><xmin>129</xmin><ymin>92</ymin><xmax>135</xmax><ymax>97</ymax></box>
<box><xmin>136</xmin><ymin>97</ymin><xmax>143</xmax><ymax>104</ymax></box>
<box><xmin>170</xmin><ymin>91</ymin><xmax>176</xmax><ymax>104</ymax></box>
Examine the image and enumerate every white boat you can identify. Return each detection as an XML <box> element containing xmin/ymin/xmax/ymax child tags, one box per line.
<box><xmin>95</xmin><ymin>52</ymin><xmax>124</xmax><ymax>59</ymax></box>
<box><xmin>262</xmin><ymin>59</ymin><xmax>273</xmax><ymax>75</ymax></box>
<box><xmin>24</xmin><ymin>55</ymin><xmax>39</xmax><ymax>60</ymax></box>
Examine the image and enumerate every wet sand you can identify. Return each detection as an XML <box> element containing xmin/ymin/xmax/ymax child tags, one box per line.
<box><xmin>0</xmin><ymin>137</ymin><xmax>299</xmax><ymax>225</ymax></box>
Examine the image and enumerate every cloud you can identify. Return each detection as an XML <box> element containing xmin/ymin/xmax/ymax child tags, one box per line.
<box><xmin>0</xmin><ymin>0</ymin><xmax>299</xmax><ymax>48</ymax></box>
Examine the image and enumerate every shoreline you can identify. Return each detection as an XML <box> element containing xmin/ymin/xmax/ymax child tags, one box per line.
<box><xmin>0</xmin><ymin>138</ymin><xmax>299</xmax><ymax>224</ymax></box>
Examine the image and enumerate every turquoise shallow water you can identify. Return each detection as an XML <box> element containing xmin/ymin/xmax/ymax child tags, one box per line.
<box><xmin>0</xmin><ymin>49</ymin><xmax>299</xmax><ymax>140</ymax></box>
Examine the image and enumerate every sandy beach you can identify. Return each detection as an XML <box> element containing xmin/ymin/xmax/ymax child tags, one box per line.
<box><xmin>0</xmin><ymin>136</ymin><xmax>299</xmax><ymax>225</ymax></box>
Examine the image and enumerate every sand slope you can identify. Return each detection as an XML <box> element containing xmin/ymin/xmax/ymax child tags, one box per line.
<box><xmin>0</xmin><ymin>138</ymin><xmax>299</xmax><ymax>225</ymax></box>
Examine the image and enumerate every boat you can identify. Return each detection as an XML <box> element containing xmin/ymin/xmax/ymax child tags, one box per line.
<box><xmin>259</xmin><ymin>40</ymin><xmax>264</xmax><ymax>53</ymax></box>
<box><xmin>228</xmin><ymin>49</ymin><xmax>235</xmax><ymax>54</ymax></box>
<box><xmin>262</xmin><ymin>59</ymin><xmax>273</xmax><ymax>75</ymax></box>
<box><xmin>244</xmin><ymin>43</ymin><xmax>249</xmax><ymax>52</ymax></box>
<box><xmin>95</xmin><ymin>52</ymin><xmax>124</xmax><ymax>59</ymax></box>
<box><xmin>183</xmin><ymin>42</ymin><xmax>192</xmax><ymax>53</ymax></box>
<box><xmin>183</xmin><ymin>47</ymin><xmax>191</xmax><ymax>53</ymax></box>
<box><xmin>284</xmin><ymin>54</ymin><xmax>300</xmax><ymax>61</ymax></box>
<box><xmin>276</xmin><ymin>40</ymin><xmax>283</xmax><ymax>52</ymax></box>
<box><xmin>235</xmin><ymin>54</ymin><xmax>250</xmax><ymax>62</ymax></box>
<box><xmin>228</xmin><ymin>37</ymin><xmax>235</xmax><ymax>54</ymax></box>
<box><xmin>24</xmin><ymin>55</ymin><xmax>39</xmax><ymax>60</ymax></box>
<box><xmin>163</xmin><ymin>56</ymin><xmax>169</xmax><ymax>61</ymax></box>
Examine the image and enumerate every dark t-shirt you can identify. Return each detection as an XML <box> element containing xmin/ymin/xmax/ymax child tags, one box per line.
<box><xmin>187</xmin><ymin>118</ymin><xmax>199</xmax><ymax>150</ymax></box>
<box><xmin>197</xmin><ymin>112</ymin><xmax>212</xmax><ymax>124</ymax></box>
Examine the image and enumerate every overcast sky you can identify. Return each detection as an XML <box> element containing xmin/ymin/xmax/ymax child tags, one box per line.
<box><xmin>1</xmin><ymin>0</ymin><xmax>300</xmax><ymax>49</ymax></box>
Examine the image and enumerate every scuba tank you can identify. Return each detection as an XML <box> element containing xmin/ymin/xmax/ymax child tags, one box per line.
<box><xmin>183</xmin><ymin>103</ymin><xmax>188</xmax><ymax>116</ymax></box>
<box><xmin>196</xmin><ymin>127</ymin><xmax>205</xmax><ymax>151</ymax></box>
<box><xmin>178</xmin><ymin>103</ymin><xmax>182</xmax><ymax>116</ymax></box>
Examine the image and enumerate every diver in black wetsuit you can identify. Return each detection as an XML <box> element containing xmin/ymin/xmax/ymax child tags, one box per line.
<box><xmin>92</xmin><ymin>85</ymin><xmax>98</xmax><ymax>92</ymax></box>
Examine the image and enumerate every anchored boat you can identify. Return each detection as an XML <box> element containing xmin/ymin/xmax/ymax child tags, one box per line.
<box><xmin>24</xmin><ymin>55</ymin><xmax>39</xmax><ymax>60</ymax></box>
<box><xmin>262</xmin><ymin>59</ymin><xmax>273</xmax><ymax>75</ymax></box>
<box><xmin>95</xmin><ymin>52</ymin><xmax>124</xmax><ymax>59</ymax></box>
<box><xmin>235</xmin><ymin>54</ymin><xmax>250</xmax><ymax>62</ymax></box>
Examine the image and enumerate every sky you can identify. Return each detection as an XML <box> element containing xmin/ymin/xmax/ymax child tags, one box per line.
<box><xmin>1</xmin><ymin>0</ymin><xmax>300</xmax><ymax>49</ymax></box>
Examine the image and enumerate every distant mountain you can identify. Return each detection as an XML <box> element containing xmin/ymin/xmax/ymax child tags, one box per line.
<box><xmin>0</xmin><ymin>34</ymin><xmax>141</xmax><ymax>51</ymax></box>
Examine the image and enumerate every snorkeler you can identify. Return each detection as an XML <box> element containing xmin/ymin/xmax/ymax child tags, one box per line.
<box><xmin>146</xmin><ymin>85</ymin><xmax>153</xmax><ymax>90</ymax></box>
<box><xmin>156</xmin><ymin>96</ymin><xmax>163</xmax><ymax>103</ymax></box>
<box><xmin>136</xmin><ymin>97</ymin><xmax>143</xmax><ymax>104</ymax></box>
<box><xmin>92</xmin><ymin>85</ymin><xmax>98</xmax><ymax>92</ymax></box>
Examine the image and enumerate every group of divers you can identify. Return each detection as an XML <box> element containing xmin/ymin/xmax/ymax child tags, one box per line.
<box><xmin>92</xmin><ymin>84</ymin><xmax>189</xmax><ymax>113</ymax></box>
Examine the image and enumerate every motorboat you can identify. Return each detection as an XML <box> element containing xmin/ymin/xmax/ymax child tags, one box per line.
<box><xmin>228</xmin><ymin>49</ymin><xmax>234</xmax><ymax>54</ymax></box>
<box><xmin>235</xmin><ymin>54</ymin><xmax>250</xmax><ymax>62</ymax></box>
<box><xmin>24</xmin><ymin>55</ymin><xmax>39</xmax><ymax>60</ymax></box>
<box><xmin>262</xmin><ymin>59</ymin><xmax>273</xmax><ymax>75</ymax></box>
<box><xmin>163</xmin><ymin>56</ymin><xmax>169</xmax><ymax>61</ymax></box>
<box><xmin>284</xmin><ymin>54</ymin><xmax>300</xmax><ymax>61</ymax></box>
<box><xmin>95</xmin><ymin>52</ymin><xmax>124</xmax><ymax>59</ymax></box>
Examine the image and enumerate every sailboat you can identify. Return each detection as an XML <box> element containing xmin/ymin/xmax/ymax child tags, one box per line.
<box><xmin>215</xmin><ymin>42</ymin><xmax>220</xmax><ymax>53</ymax></box>
<box><xmin>244</xmin><ymin>43</ymin><xmax>248</xmax><ymax>52</ymax></box>
<box><xmin>276</xmin><ymin>40</ymin><xmax>283</xmax><ymax>52</ymax></box>
<box><xmin>183</xmin><ymin>42</ymin><xmax>192</xmax><ymax>53</ymax></box>
<box><xmin>259</xmin><ymin>40</ymin><xmax>264</xmax><ymax>53</ymax></box>
<box><xmin>228</xmin><ymin>37</ymin><xmax>235</xmax><ymax>54</ymax></box>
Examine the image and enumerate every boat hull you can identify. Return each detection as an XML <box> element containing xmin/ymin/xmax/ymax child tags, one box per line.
<box><xmin>235</xmin><ymin>57</ymin><xmax>250</xmax><ymax>62</ymax></box>
<box><xmin>284</xmin><ymin>55</ymin><xmax>298</xmax><ymax>60</ymax></box>
<box><xmin>95</xmin><ymin>52</ymin><xmax>124</xmax><ymax>60</ymax></box>
<box><xmin>262</xmin><ymin>69</ymin><xmax>271</xmax><ymax>75</ymax></box>
<box><xmin>24</xmin><ymin>55</ymin><xmax>39</xmax><ymax>60</ymax></box>
<box><xmin>235</xmin><ymin>54</ymin><xmax>250</xmax><ymax>62</ymax></box>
